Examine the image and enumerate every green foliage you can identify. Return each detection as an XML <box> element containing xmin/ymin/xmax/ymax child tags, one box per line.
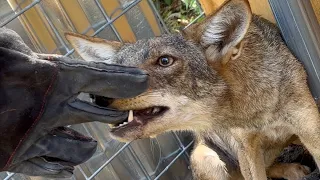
<box><xmin>152</xmin><ymin>0</ymin><xmax>202</xmax><ymax>33</ymax></box>
<box><xmin>164</xmin><ymin>0</ymin><xmax>172</xmax><ymax>5</ymax></box>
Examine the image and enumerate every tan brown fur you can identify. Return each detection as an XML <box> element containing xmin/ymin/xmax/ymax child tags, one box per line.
<box><xmin>65</xmin><ymin>0</ymin><xmax>319</xmax><ymax>179</ymax></box>
<box><xmin>267</xmin><ymin>163</ymin><xmax>310</xmax><ymax>180</ymax></box>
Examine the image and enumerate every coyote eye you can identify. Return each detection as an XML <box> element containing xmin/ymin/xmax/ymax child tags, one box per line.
<box><xmin>158</xmin><ymin>56</ymin><xmax>174</xmax><ymax>67</ymax></box>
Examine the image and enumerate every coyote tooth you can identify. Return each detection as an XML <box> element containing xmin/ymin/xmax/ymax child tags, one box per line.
<box><xmin>128</xmin><ymin>110</ymin><xmax>133</xmax><ymax>122</ymax></box>
<box><xmin>152</xmin><ymin>107</ymin><xmax>160</xmax><ymax>114</ymax></box>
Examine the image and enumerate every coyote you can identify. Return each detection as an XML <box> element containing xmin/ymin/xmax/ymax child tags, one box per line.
<box><xmin>65</xmin><ymin>0</ymin><xmax>320</xmax><ymax>179</ymax></box>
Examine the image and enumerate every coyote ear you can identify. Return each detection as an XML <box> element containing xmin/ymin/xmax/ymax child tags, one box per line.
<box><xmin>65</xmin><ymin>32</ymin><xmax>121</xmax><ymax>62</ymax></box>
<box><xmin>184</xmin><ymin>0</ymin><xmax>251</xmax><ymax>64</ymax></box>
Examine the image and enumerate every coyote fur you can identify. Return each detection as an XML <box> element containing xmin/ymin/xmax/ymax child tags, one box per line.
<box><xmin>65</xmin><ymin>0</ymin><xmax>320</xmax><ymax>179</ymax></box>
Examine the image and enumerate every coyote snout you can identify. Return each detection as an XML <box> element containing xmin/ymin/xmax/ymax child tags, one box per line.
<box><xmin>65</xmin><ymin>0</ymin><xmax>319</xmax><ymax>179</ymax></box>
<box><xmin>108</xmin><ymin>91</ymin><xmax>210</xmax><ymax>141</ymax></box>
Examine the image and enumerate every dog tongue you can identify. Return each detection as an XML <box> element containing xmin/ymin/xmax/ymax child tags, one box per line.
<box><xmin>128</xmin><ymin>110</ymin><xmax>133</xmax><ymax>122</ymax></box>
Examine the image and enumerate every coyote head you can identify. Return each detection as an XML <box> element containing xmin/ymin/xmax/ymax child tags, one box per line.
<box><xmin>66</xmin><ymin>0</ymin><xmax>291</xmax><ymax>141</ymax></box>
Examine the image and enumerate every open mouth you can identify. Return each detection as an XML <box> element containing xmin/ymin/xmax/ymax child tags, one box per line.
<box><xmin>109</xmin><ymin>106</ymin><xmax>168</xmax><ymax>132</ymax></box>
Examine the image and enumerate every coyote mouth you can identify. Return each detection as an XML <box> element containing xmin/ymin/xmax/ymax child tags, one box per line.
<box><xmin>91</xmin><ymin>95</ymin><xmax>169</xmax><ymax>136</ymax></box>
<box><xmin>109</xmin><ymin>106</ymin><xmax>169</xmax><ymax>133</ymax></box>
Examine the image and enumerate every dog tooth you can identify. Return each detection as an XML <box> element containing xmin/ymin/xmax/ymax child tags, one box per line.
<box><xmin>152</xmin><ymin>107</ymin><xmax>160</xmax><ymax>114</ymax></box>
<box><xmin>119</xmin><ymin>121</ymin><xmax>128</xmax><ymax>126</ymax></box>
<box><xmin>128</xmin><ymin>110</ymin><xmax>133</xmax><ymax>122</ymax></box>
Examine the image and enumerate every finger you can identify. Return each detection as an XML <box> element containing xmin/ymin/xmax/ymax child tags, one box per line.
<box><xmin>20</xmin><ymin>127</ymin><xmax>97</xmax><ymax>163</ymax></box>
<box><xmin>0</xmin><ymin>28</ymin><xmax>35</xmax><ymax>57</ymax></box>
<box><xmin>9</xmin><ymin>127</ymin><xmax>97</xmax><ymax>178</ymax></box>
<box><xmin>8</xmin><ymin>158</ymin><xmax>74</xmax><ymax>178</ymax></box>
<box><xmin>52</xmin><ymin>56</ymin><xmax>149</xmax><ymax>98</ymax></box>
<box><xmin>0</xmin><ymin>47</ymin><xmax>33</xmax><ymax>64</ymax></box>
<box><xmin>58</xmin><ymin>99</ymin><xmax>128</xmax><ymax>126</ymax></box>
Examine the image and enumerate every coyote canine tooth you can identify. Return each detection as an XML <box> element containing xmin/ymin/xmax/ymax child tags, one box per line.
<box><xmin>128</xmin><ymin>110</ymin><xmax>133</xmax><ymax>122</ymax></box>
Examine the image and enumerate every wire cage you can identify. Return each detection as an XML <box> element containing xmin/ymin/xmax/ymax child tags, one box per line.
<box><xmin>2</xmin><ymin>0</ymin><xmax>320</xmax><ymax>180</ymax></box>
<box><xmin>0</xmin><ymin>0</ymin><xmax>205</xmax><ymax>179</ymax></box>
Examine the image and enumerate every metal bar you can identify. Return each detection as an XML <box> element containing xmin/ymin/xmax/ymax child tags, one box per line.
<box><xmin>162</xmin><ymin>148</ymin><xmax>180</xmax><ymax>160</ymax></box>
<box><xmin>154</xmin><ymin>140</ymin><xmax>194</xmax><ymax>180</ymax></box>
<box><xmin>269</xmin><ymin>0</ymin><xmax>320</xmax><ymax>100</ymax></box>
<box><xmin>78</xmin><ymin>166</ymin><xmax>89</xmax><ymax>179</ymax></box>
<box><xmin>93</xmin><ymin>0</ymin><xmax>123</xmax><ymax>42</ymax></box>
<box><xmin>64</xmin><ymin>0</ymin><xmax>141</xmax><ymax>57</ymax></box>
<box><xmin>0</xmin><ymin>0</ymin><xmax>27</xmax><ymax>20</ymax></box>
<box><xmin>7</xmin><ymin>0</ymin><xmax>46</xmax><ymax>53</ymax></box>
<box><xmin>58</xmin><ymin>0</ymin><xmax>95</xmax><ymax>35</ymax></box>
<box><xmin>86</xmin><ymin>142</ymin><xmax>131</xmax><ymax>180</ymax></box>
<box><xmin>148</xmin><ymin>147</ymin><xmax>182</xmax><ymax>177</ymax></box>
<box><xmin>3</xmin><ymin>172</ymin><xmax>14</xmax><ymax>180</ymax></box>
<box><xmin>148</xmin><ymin>148</ymin><xmax>179</xmax><ymax>177</ymax></box>
<box><xmin>0</xmin><ymin>0</ymin><xmax>41</xmax><ymax>27</ymax></box>
<box><xmin>64</xmin><ymin>49</ymin><xmax>75</xmax><ymax>57</ymax></box>
<box><xmin>147</xmin><ymin>0</ymin><xmax>169</xmax><ymax>33</ymax></box>
<box><xmin>184</xmin><ymin>12</ymin><xmax>205</xmax><ymax>30</ymax></box>
<box><xmin>81</xmin><ymin>20</ymin><xmax>106</xmax><ymax>37</ymax></box>
<box><xmin>37</xmin><ymin>3</ymin><xmax>70</xmax><ymax>53</ymax></box>
<box><xmin>55</xmin><ymin>0</ymin><xmax>78</xmax><ymax>32</ymax></box>
<box><xmin>139</xmin><ymin>0</ymin><xmax>162</xmax><ymax>36</ymax></box>
<box><xmin>171</xmin><ymin>132</ymin><xmax>190</xmax><ymax>160</ymax></box>
<box><xmin>92</xmin><ymin>0</ymin><xmax>140</xmax><ymax>37</ymax></box>
<box><xmin>127</xmin><ymin>145</ymin><xmax>152</xmax><ymax>180</ymax></box>
<box><xmin>195</xmin><ymin>0</ymin><xmax>204</xmax><ymax>12</ymax></box>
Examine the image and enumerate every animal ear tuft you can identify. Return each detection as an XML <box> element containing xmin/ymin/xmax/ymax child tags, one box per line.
<box><xmin>65</xmin><ymin>32</ymin><xmax>121</xmax><ymax>63</ymax></box>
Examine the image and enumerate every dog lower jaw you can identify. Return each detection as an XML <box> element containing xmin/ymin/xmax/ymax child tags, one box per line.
<box><xmin>109</xmin><ymin>106</ymin><xmax>168</xmax><ymax>140</ymax></box>
<box><xmin>109</xmin><ymin>121</ymin><xmax>162</xmax><ymax>142</ymax></box>
<box><xmin>110</xmin><ymin>130</ymin><xmax>159</xmax><ymax>142</ymax></box>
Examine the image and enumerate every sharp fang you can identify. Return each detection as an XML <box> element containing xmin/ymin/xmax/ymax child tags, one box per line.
<box><xmin>108</xmin><ymin>124</ymin><xmax>115</xmax><ymax>128</ymax></box>
<box><xmin>152</xmin><ymin>107</ymin><xmax>160</xmax><ymax>114</ymax></box>
<box><xmin>128</xmin><ymin>110</ymin><xmax>133</xmax><ymax>122</ymax></box>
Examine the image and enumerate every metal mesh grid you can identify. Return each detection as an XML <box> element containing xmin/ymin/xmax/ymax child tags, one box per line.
<box><xmin>0</xmin><ymin>0</ymin><xmax>205</xmax><ymax>179</ymax></box>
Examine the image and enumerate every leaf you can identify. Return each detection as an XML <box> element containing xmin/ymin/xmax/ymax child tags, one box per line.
<box><xmin>164</xmin><ymin>0</ymin><xmax>172</xmax><ymax>6</ymax></box>
<box><xmin>154</xmin><ymin>0</ymin><xmax>203</xmax><ymax>33</ymax></box>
